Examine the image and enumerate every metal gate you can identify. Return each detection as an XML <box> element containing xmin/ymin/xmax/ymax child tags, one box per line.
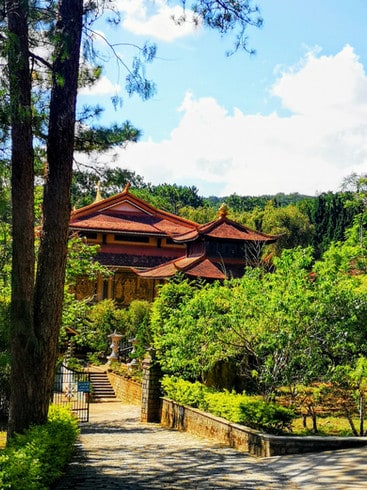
<box><xmin>53</xmin><ymin>364</ymin><xmax>90</xmax><ymax>422</ymax></box>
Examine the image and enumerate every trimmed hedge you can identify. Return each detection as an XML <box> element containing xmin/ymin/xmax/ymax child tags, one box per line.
<box><xmin>161</xmin><ymin>376</ymin><xmax>294</xmax><ymax>434</ymax></box>
<box><xmin>0</xmin><ymin>405</ymin><xmax>79</xmax><ymax>489</ymax></box>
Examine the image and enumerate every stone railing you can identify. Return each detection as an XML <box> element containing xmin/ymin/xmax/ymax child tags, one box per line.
<box><xmin>107</xmin><ymin>372</ymin><xmax>142</xmax><ymax>405</ymax></box>
<box><xmin>160</xmin><ymin>398</ymin><xmax>367</xmax><ymax>457</ymax></box>
<box><xmin>107</xmin><ymin>367</ymin><xmax>367</xmax><ymax>457</ymax></box>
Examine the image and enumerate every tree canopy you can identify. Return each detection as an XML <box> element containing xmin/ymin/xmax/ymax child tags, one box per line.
<box><xmin>151</xmin><ymin>243</ymin><xmax>367</xmax><ymax>394</ymax></box>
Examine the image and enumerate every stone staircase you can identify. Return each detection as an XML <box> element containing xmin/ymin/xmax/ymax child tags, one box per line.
<box><xmin>89</xmin><ymin>370</ymin><xmax>116</xmax><ymax>401</ymax></box>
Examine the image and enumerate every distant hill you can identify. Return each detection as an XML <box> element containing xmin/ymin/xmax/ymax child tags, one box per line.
<box><xmin>204</xmin><ymin>192</ymin><xmax>314</xmax><ymax>212</ymax></box>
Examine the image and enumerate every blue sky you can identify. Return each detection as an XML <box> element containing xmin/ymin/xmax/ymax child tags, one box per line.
<box><xmin>78</xmin><ymin>0</ymin><xmax>367</xmax><ymax>197</ymax></box>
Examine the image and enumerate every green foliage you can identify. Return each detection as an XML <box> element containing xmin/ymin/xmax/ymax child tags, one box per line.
<box><xmin>330</xmin><ymin>357</ymin><xmax>367</xmax><ymax>436</ymax></box>
<box><xmin>60</xmin><ymin>236</ymin><xmax>111</xmax><ymax>348</ymax></box>
<box><xmin>188</xmin><ymin>0</ymin><xmax>263</xmax><ymax>54</ymax></box>
<box><xmin>0</xmin><ymin>167</ymin><xmax>11</xmax><ymax>299</ymax></box>
<box><xmin>0</xmin><ymin>300</ymin><xmax>10</xmax><ymax>422</ymax></box>
<box><xmin>178</xmin><ymin>205</ymin><xmax>217</xmax><ymax>224</ymax></box>
<box><xmin>73</xmin><ymin>298</ymin><xmax>153</xmax><ymax>362</ymax></box>
<box><xmin>62</xmin><ymin>296</ymin><xmax>152</xmax><ymax>364</ymax></box>
<box><xmin>124</xmin><ymin>300</ymin><xmax>152</xmax><ymax>359</ymax></box>
<box><xmin>149</xmin><ymin>184</ymin><xmax>204</xmax><ymax>215</ymax></box>
<box><xmin>74</xmin><ymin>122</ymin><xmax>141</xmax><ymax>154</ymax></box>
<box><xmin>76</xmin><ymin>299</ymin><xmax>128</xmax><ymax>356</ymax></box>
<box><xmin>205</xmin><ymin>192</ymin><xmax>312</xmax><ymax>214</ymax></box>
<box><xmin>261</xmin><ymin>202</ymin><xmax>314</xmax><ymax>254</ymax></box>
<box><xmin>240</xmin><ymin>201</ymin><xmax>314</xmax><ymax>256</ymax></box>
<box><xmin>305</xmin><ymin>191</ymin><xmax>358</xmax><ymax>258</ymax></box>
<box><xmin>151</xmin><ymin>245</ymin><xmax>367</xmax><ymax>400</ymax></box>
<box><xmin>161</xmin><ymin>376</ymin><xmax>294</xmax><ymax>434</ymax></box>
<box><xmin>0</xmin><ymin>405</ymin><xmax>79</xmax><ymax>489</ymax></box>
<box><xmin>151</xmin><ymin>278</ymin><xmax>236</xmax><ymax>379</ymax></box>
<box><xmin>205</xmin><ymin>391</ymin><xmax>294</xmax><ymax>433</ymax></box>
<box><xmin>71</xmin><ymin>167</ymin><xmax>147</xmax><ymax>208</ymax></box>
<box><xmin>65</xmin><ymin>236</ymin><xmax>110</xmax><ymax>286</ymax></box>
<box><xmin>161</xmin><ymin>376</ymin><xmax>208</xmax><ymax>408</ymax></box>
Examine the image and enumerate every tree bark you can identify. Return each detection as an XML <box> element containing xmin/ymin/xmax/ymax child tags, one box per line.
<box><xmin>33</xmin><ymin>0</ymin><xmax>83</xmax><ymax>429</ymax></box>
<box><xmin>8</xmin><ymin>0</ymin><xmax>83</xmax><ymax>437</ymax></box>
<box><xmin>7</xmin><ymin>0</ymin><xmax>36</xmax><ymax>438</ymax></box>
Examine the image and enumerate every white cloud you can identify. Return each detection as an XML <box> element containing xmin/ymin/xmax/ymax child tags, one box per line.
<box><xmin>79</xmin><ymin>76</ymin><xmax>121</xmax><ymax>96</ymax></box>
<box><xmin>115</xmin><ymin>0</ymin><xmax>198</xmax><ymax>41</ymax></box>
<box><xmin>109</xmin><ymin>45</ymin><xmax>367</xmax><ymax>196</ymax></box>
<box><xmin>272</xmin><ymin>45</ymin><xmax>367</xmax><ymax>117</ymax></box>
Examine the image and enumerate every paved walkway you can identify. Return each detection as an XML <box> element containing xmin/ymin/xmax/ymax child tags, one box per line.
<box><xmin>54</xmin><ymin>401</ymin><xmax>367</xmax><ymax>490</ymax></box>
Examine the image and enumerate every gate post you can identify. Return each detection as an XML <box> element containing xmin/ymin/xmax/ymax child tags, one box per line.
<box><xmin>141</xmin><ymin>348</ymin><xmax>162</xmax><ymax>423</ymax></box>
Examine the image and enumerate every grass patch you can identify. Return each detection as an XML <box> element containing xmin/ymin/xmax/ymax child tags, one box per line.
<box><xmin>291</xmin><ymin>416</ymin><xmax>358</xmax><ymax>436</ymax></box>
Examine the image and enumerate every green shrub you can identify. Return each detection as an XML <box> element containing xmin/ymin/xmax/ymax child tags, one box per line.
<box><xmin>0</xmin><ymin>405</ymin><xmax>79</xmax><ymax>489</ymax></box>
<box><xmin>237</xmin><ymin>398</ymin><xmax>294</xmax><ymax>433</ymax></box>
<box><xmin>161</xmin><ymin>376</ymin><xmax>208</xmax><ymax>409</ymax></box>
<box><xmin>203</xmin><ymin>390</ymin><xmax>248</xmax><ymax>423</ymax></box>
<box><xmin>162</xmin><ymin>376</ymin><xmax>294</xmax><ymax>434</ymax></box>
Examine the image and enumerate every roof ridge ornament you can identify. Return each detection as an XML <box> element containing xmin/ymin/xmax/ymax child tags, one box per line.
<box><xmin>94</xmin><ymin>181</ymin><xmax>103</xmax><ymax>203</ymax></box>
<box><xmin>124</xmin><ymin>182</ymin><xmax>131</xmax><ymax>192</ymax></box>
<box><xmin>218</xmin><ymin>203</ymin><xmax>229</xmax><ymax>218</ymax></box>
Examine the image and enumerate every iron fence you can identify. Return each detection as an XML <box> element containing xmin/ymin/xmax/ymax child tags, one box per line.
<box><xmin>53</xmin><ymin>364</ymin><xmax>90</xmax><ymax>422</ymax></box>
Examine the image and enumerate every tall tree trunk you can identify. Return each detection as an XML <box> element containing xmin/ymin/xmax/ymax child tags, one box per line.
<box><xmin>33</xmin><ymin>0</ymin><xmax>83</xmax><ymax>429</ymax></box>
<box><xmin>8</xmin><ymin>0</ymin><xmax>83</xmax><ymax>437</ymax></box>
<box><xmin>7</xmin><ymin>0</ymin><xmax>36</xmax><ymax>438</ymax></box>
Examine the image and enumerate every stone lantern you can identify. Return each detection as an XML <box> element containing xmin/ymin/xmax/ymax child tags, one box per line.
<box><xmin>107</xmin><ymin>330</ymin><xmax>123</xmax><ymax>364</ymax></box>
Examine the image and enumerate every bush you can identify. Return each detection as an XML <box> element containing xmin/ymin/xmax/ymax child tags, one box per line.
<box><xmin>162</xmin><ymin>376</ymin><xmax>294</xmax><ymax>434</ymax></box>
<box><xmin>161</xmin><ymin>376</ymin><xmax>208</xmax><ymax>409</ymax></box>
<box><xmin>238</xmin><ymin>398</ymin><xmax>294</xmax><ymax>433</ymax></box>
<box><xmin>204</xmin><ymin>390</ymin><xmax>249</xmax><ymax>423</ymax></box>
<box><xmin>0</xmin><ymin>405</ymin><xmax>79</xmax><ymax>489</ymax></box>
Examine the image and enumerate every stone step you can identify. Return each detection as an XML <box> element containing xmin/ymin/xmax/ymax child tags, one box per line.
<box><xmin>89</xmin><ymin>371</ymin><xmax>116</xmax><ymax>400</ymax></box>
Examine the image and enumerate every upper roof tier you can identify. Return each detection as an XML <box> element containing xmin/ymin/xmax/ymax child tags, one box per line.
<box><xmin>69</xmin><ymin>184</ymin><xmax>197</xmax><ymax>236</ymax></box>
<box><xmin>172</xmin><ymin>214</ymin><xmax>279</xmax><ymax>244</ymax></box>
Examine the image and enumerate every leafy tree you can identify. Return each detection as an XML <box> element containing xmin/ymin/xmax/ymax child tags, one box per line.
<box><xmin>0</xmin><ymin>299</ymin><xmax>10</xmax><ymax>423</ymax></box>
<box><xmin>150</xmin><ymin>245</ymin><xmax>367</xmax><ymax>400</ymax></box>
<box><xmin>178</xmin><ymin>205</ymin><xmax>217</xmax><ymax>224</ymax></box>
<box><xmin>305</xmin><ymin>191</ymin><xmax>357</xmax><ymax>258</ymax></box>
<box><xmin>151</xmin><ymin>183</ymin><xmax>204</xmax><ymax>214</ymax></box>
<box><xmin>4</xmin><ymin>0</ymin><xmax>264</xmax><ymax>436</ymax></box>
<box><xmin>239</xmin><ymin>248</ymin><xmax>317</xmax><ymax>395</ymax></box>
<box><xmin>124</xmin><ymin>300</ymin><xmax>152</xmax><ymax>360</ymax></box>
<box><xmin>71</xmin><ymin>167</ymin><xmax>148</xmax><ymax>208</ymax></box>
<box><xmin>204</xmin><ymin>193</ymin><xmax>312</xmax><ymax>214</ymax></box>
<box><xmin>260</xmin><ymin>202</ymin><xmax>314</xmax><ymax>255</ymax></box>
<box><xmin>331</xmin><ymin>357</ymin><xmax>367</xmax><ymax>436</ymax></box>
<box><xmin>152</xmin><ymin>280</ymin><xmax>238</xmax><ymax>381</ymax></box>
<box><xmin>241</xmin><ymin>202</ymin><xmax>314</xmax><ymax>255</ymax></box>
<box><xmin>60</xmin><ymin>236</ymin><xmax>111</xmax><ymax>350</ymax></box>
<box><xmin>75</xmin><ymin>299</ymin><xmax>127</xmax><ymax>358</ymax></box>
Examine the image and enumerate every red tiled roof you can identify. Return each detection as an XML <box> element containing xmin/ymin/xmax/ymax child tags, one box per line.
<box><xmin>135</xmin><ymin>255</ymin><xmax>227</xmax><ymax>280</ymax></box>
<box><xmin>172</xmin><ymin>215</ymin><xmax>279</xmax><ymax>243</ymax></box>
<box><xmin>69</xmin><ymin>187</ymin><xmax>197</xmax><ymax>235</ymax></box>
<box><xmin>70</xmin><ymin>213</ymin><xmax>192</xmax><ymax>235</ymax></box>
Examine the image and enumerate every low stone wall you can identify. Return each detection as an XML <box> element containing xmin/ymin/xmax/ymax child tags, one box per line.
<box><xmin>161</xmin><ymin>398</ymin><xmax>367</xmax><ymax>457</ymax></box>
<box><xmin>107</xmin><ymin>372</ymin><xmax>142</xmax><ymax>405</ymax></box>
